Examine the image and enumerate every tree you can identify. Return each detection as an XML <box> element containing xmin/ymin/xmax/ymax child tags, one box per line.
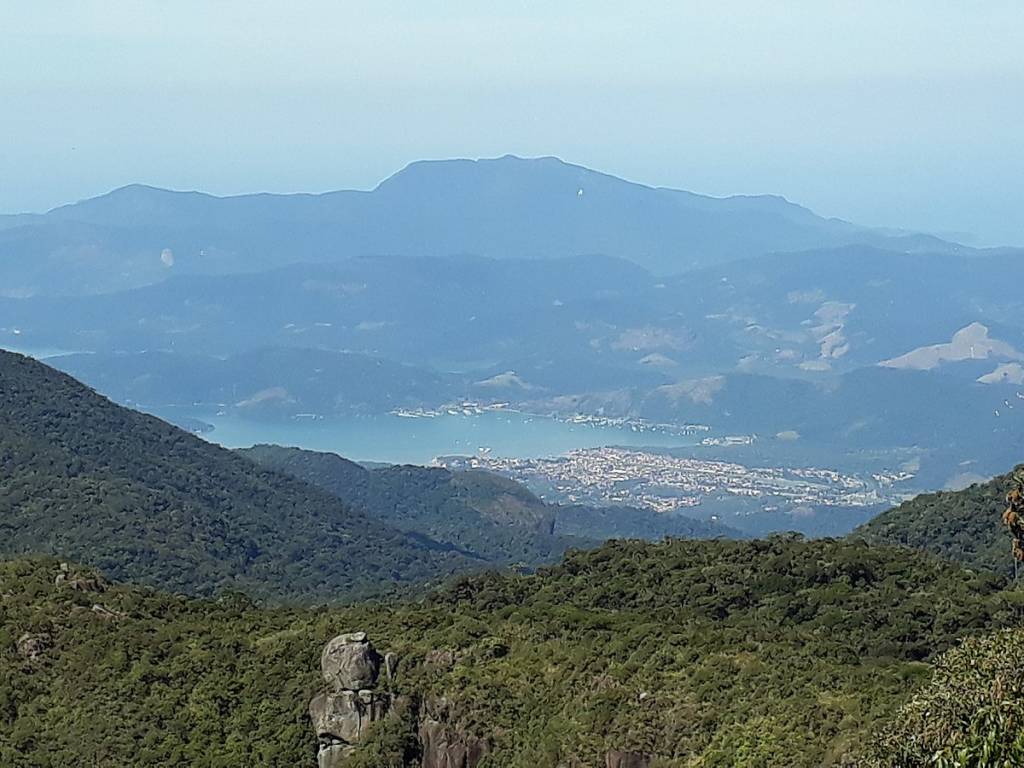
<box><xmin>1001</xmin><ymin>469</ymin><xmax>1024</xmax><ymax>580</ymax></box>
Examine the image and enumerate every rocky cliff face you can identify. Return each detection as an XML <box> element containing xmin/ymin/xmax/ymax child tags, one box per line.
<box><xmin>310</xmin><ymin>632</ymin><xmax>488</xmax><ymax>768</ymax></box>
<box><xmin>418</xmin><ymin>696</ymin><xmax>489</xmax><ymax>768</ymax></box>
<box><xmin>309</xmin><ymin>632</ymin><xmax>645</xmax><ymax>767</ymax></box>
<box><xmin>310</xmin><ymin>632</ymin><xmax>396</xmax><ymax>767</ymax></box>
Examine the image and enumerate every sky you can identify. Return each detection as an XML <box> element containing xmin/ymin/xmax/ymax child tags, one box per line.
<box><xmin>3</xmin><ymin>1</ymin><xmax>1023</xmax><ymax>245</ymax></box>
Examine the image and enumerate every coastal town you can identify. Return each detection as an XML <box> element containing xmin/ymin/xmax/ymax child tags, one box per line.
<box><xmin>392</xmin><ymin>401</ymin><xmax>712</xmax><ymax>438</ymax></box>
<box><xmin>438</xmin><ymin>446</ymin><xmax>915</xmax><ymax>514</ymax></box>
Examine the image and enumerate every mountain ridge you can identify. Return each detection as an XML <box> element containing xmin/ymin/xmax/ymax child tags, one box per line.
<box><xmin>0</xmin><ymin>155</ymin><xmax>967</xmax><ymax>296</ymax></box>
<box><xmin>0</xmin><ymin>348</ymin><xmax>472</xmax><ymax>601</ymax></box>
<box><xmin>50</xmin><ymin>156</ymin><xmax>830</xmax><ymax>219</ymax></box>
<box><xmin>237</xmin><ymin>443</ymin><xmax>739</xmax><ymax>558</ymax></box>
<box><xmin>856</xmin><ymin>465</ymin><xmax>1024</xmax><ymax>575</ymax></box>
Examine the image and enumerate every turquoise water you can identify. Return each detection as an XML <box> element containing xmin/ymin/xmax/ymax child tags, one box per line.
<box><xmin>3</xmin><ymin>344</ymin><xmax>698</xmax><ymax>464</ymax></box>
<box><xmin>203</xmin><ymin>411</ymin><xmax>698</xmax><ymax>465</ymax></box>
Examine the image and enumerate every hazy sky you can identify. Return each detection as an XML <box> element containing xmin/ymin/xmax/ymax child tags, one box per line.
<box><xmin>3</xmin><ymin>1</ymin><xmax>1023</xmax><ymax>244</ymax></box>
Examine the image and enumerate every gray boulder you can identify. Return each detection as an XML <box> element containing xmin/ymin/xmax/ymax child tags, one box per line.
<box><xmin>321</xmin><ymin>631</ymin><xmax>381</xmax><ymax>691</ymax></box>
<box><xmin>384</xmin><ymin>651</ymin><xmax>400</xmax><ymax>681</ymax></box>
<box><xmin>316</xmin><ymin>742</ymin><xmax>355</xmax><ymax>768</ymax></box>
<box><xmin>310</xmin><ymin>689</ymin><xmax>392</xmax><ymax>745</ymax></box>
<box><xmin>16</xmin><ymin>633</ymin><xmax>50</xmax><ymax>661</ymax></box>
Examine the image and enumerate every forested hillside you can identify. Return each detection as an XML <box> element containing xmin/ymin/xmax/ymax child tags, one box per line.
<box><xmin>2</xmin><ymin>535</ymin><xmax>1019</xmax><ymax>767</ymax></box>
<box><xmin>0</xmin><ymin>350</ymin><xmax>469</xmax><ymax>601</ymax></box>
<box><xmin>857</xmin><ymin>466</ymin><xmax>1024</xmax><ymax>575</ymax></box>
<box><xmin>238</xmin><ymin>444</ymin><xmax>573</xmax><ymax>564</ymax></box>
<box><xmin>239</xmin><ymin>444</ymin><xmax>735</xmax><ymax>565</ymax></box>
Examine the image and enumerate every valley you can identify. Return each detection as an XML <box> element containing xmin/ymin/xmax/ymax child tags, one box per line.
<box><xmin>3</xmin><ymin>217</ymin><xmax>1021</xmax><ymax>518</ymax></box>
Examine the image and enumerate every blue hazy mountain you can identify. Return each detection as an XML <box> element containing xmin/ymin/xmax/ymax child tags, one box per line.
<box><xmin>0</xmin><ymin>155</ymin><xmax>959</xmax><ymax>297</ymax></box>
<box><xmin>4</xmin><ymin>247</ymin><xmax>1021</xmax><ymax>381</ymax></box>
<box><xmin>6</xmin><ymin>242</ymin><xmax>1019</xmax><ymax>493</ymax></box>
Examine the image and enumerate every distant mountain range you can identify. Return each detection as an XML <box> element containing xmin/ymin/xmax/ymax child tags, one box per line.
<box><xmin>6</xmin><ymin>246</ymin><xmax>1021</xmax><ymax>375</ymax></box>
<box><xmin>0</xmin><ymin>155</ymin><xmax>966</xmax><ymax>297</ymax></box>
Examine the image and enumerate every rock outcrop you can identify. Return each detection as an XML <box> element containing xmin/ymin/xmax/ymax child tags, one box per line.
<box><xmin>321</xmin><ymin>631</ymin><xmax>382</xmax><ymax>690</ymax></box>
<box><xmin>419</xmin><ymin>717</ymin><xmax>489</xmax><ymax>768</ymax></box>
<box><xmin>54</xmin><ymin>562</ymin><xmax>106</xmax><ymax>592</ymax></box>
<box><xmin>310</xmin><ymin>633</ymin><xmax>490</xmax><ymax>768</ymax></box>
<box><xmin>605</xmin><ymin>750</ymin><xmax>651</xmax><ymax>768</ymax></box>
<box><xmin>311</xmin><ymin>632</ymin><xmax>395</xmax><ymax>768</ymax></box>
<box><xmin>418</xmin><ymin>697</ymin><xmax>488</xmax><ymax>768</ymax></box>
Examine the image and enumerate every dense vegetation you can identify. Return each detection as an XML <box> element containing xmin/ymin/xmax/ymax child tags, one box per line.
<box><xmin>239</xmin><ymin>445</ymin><xmax>734</xmax><ymax>565</ymax></box>
<box><xmin>551</xmin><ymin>499</ymin><xmax>741</xmax><ymax>541</ymax></box>
<box><xmin>0</xmin><ymin>557</ymin><xmax>325</xmax><ymax>767</ymax></box>
<box><xmin>869</xmin><ymin>627</ymin><xmax>1024</xmax><ymax>766</ymax></box>
<box><xmin>2</xmin><ymin>535</ymin><xmax>1020</xmax><ymax>767</ymax></box>
<box><xmin>0</xmin><ymin>350</ymin><xmax>469</xmax><ymax>602</ymax></box>
<box><xmin>857</xmin><ymin>466</ymin><xmax>1024</xmax><ymax>576</ymax></box>
<box><xmin>238</xmin><ymin>445</ymin><xmax>578</xmax><ymax>564</ymax></box>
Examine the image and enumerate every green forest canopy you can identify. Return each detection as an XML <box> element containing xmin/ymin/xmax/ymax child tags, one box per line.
<box><xmin>3</xmin><ymin>535</ymin><xmax>1022</xmax><ymax>767</ymax></box>
<box><xmin>0</xmin><ymin>349</ymin><xmax>471</xmax><ymax>602</ymax></box>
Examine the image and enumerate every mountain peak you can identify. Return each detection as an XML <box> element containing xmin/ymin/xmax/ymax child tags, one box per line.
<box><xmin>1</xmin><ymin>153</ymin><xmax>952</xmax><ymax>292</ymax></box>
<box><xmin>374</xmin><ymin>154</ymin><xmax>602</xmax><ymax>194</ymax></box>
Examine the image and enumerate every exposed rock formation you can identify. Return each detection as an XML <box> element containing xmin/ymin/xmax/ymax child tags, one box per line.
<box><xmin>311</xmin><ymin>633</ymin><xmax>493</xmax><ymax>768</ymax></box>
<box><xmin>311</xmin><ymin>632</ymin><xmax>395</xmax><ymax>768</ymax></box>
<box><xmin>384</xmin><ymin>651</ymin><xmax>400</xmax><ymax>682</ymax></box>
<box><xmin>423</xmin><ymin>648</ymin><xmax>460</xmax><ymax>671</ymax></box>
<box><xmin>53</xmin><ymin>562</ymin><xmax>106</xmax><ymax>592</ymax></box>
<box><xmin>321</xmin><ymin>631</ymin><xmax>382</xmax><ymax>690</ymax></box>
<box><xmin>419</xmin><ymin>718</ymin><xmax>489</xmax><ymax>768</ymax></box>
<box><xmin>605</xmin><ymin>750</ymin><xmax>651</xmax><ymax>768</ymax></box>
<box><xmin>419</xmin><ymin>696</ymin><xmax>488</xmax><ymax>768</ymax></box>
